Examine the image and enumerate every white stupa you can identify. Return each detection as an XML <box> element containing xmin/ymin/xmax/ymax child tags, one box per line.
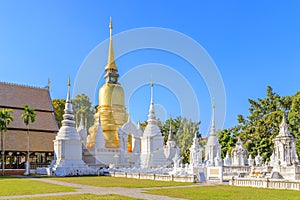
<box><xmin>272</xmin><ymin>114</ymin><xmax>299</xmax><ymax>166</ymax></box>
<box><xmin>164</xmin><ymin>115</ymin><xmax>180</xmax><ymax>164</ymax></box>
<box><xmin>94</xmin><ymin>115</ymin><xmax>105</xmax><ymax>149</ymax></box>
<box><xmin>205</xmin><ymin>101</ymin><xmax>221</xmax><ymax>166</ymax></box>
<box><xmin>231</xmin><ymin>138</ymin><xmax>248</xmax><ymax>166</ymax></box>
<box><xmin>77</xmin><ymin>117</ymin><xmax>87</xmax><ymax>147</ymax></box>
<box><xmin>140</xmin><ymin>82</ymin><xmax>169</xmax><ymax>168</ymax></box>
<box><xmin>189</xmin><ymin>131</ymin><xmax>203</xmax><ymax>166</ymax></box>
<box><xmin>50</xmin><ymin>78</ymin><xmax>95</xmax><ymax>176</ymax></box>
<box><xmin>223</xmin><ymin>151</ymin><xmax>232</xmax><ymax>166</ymax></box>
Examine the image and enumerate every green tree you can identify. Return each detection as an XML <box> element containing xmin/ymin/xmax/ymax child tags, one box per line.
<box><xmin>52</xmin><ymin>99</ymin><xmax>65</xmax><ymax>127</ymax></box>
<box><xmin>0</xmin><ymin>109</ymin><xmax>13</xmax><ymax>176</ymax></box>
<box><xmin>219</xmin><ymin>86</ymin><xmax>293</xmax><ymax>161</ymax></box>
<box><xmin>288</xmin><ymin>91</ymin><xmax>300</xmax><ymax>154</ymax></box>
<box><xmin>160</xmin><ymin>116</ymin><xmax>181</xmax><ymax>143</ymax></box>
<box><xmin>72</xmin><ymin>94</ymin><xmax>94</xmax><ymax>128</ymax></box>
<box><xmin>217</xmin><ymin>128</ymin><xmax>236</xmax><ymax>159</ymax></box>
<box><xmin>21</xmin><ymin>105</ymin><xmax>36</xmax><ymax>175</ymax></box>
<box><xmin>174</xmin><ymin>117</ymin><xmax>201</xmax><ymax>164</ymax></box>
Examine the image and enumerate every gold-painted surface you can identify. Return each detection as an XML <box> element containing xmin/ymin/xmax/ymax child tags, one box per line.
<box><xmin>127</xmin><ymin>134</ymin><xmax>132</xmax><ymax>153</ymax></box>
<box><xmin>105</xmin><ymin>17</ymin><xmax>117</xmax><ymax>72</ymax></box>
<box><xmin>86</xmin><ymin>18</ymin><xmax>127</xmax><ymax>149</ymax></box>
<box><xmin>99</xmin><ymin>83</ymin><xmax>124</xmax><ymax>106</ymax></box>
<box><xmin>86</xmin><ymin>83</ymin><xmax>127</xmax><ymax>148</ymax></box>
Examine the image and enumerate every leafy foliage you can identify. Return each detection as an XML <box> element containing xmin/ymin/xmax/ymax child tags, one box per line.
<box><xmin>52</xmin><ymin>99</ymin><xmax>65</xmax><ymax>127</ymax></box>
<box><xmin>71</xmin><ymin>94</ymin><xmax>94</xmax><ymax>128</ymax></box>
<box><xmin>288</xmin><ymin>92</ymin><xmax>300</xmax><ymax>154</ymax></box>
<box><xmin>218</xmin><ymin>86</ymin><xmax>299</xmax><ymax>161</ymax></box>
<box><xmin>52</xmin><ymin>94</ymin><xmax>94</xmax><ymax>128</ymax></box>
<box><xmin>0</xmin><ymin>109</ymin><xmax>14</xmax><ymax>133</ymax></box>
<box><xmin>22</xmin><ymin>105</ymin><xmax>36</xmax><ymax>127</ymax></box>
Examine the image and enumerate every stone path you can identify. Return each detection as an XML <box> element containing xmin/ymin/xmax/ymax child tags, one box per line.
<box><xmin>0</xmin><ymin>176</ymin><xmax>212</xmax><ymax>200</ymax></box>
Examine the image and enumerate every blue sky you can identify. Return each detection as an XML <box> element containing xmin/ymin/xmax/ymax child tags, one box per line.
<box><xmin>0</xmin><ymin>1</ymin><xmax>300</xmax><ymax>136</ymax></box>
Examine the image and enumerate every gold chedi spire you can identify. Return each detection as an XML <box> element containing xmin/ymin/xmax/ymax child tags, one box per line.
<box><xmin>67</xmin><ymin>76</ymin><xmax>71</xmax><ymax>86</ymax></box>
<box><xmin>105</xmin><ymin>17</ymin><xmax>118</xmax><ymax>76</ymax></box>
<box><xmin>86</xmin><ymin>18</ymin><xmax>127</xmax><ymax>149</ymax></box>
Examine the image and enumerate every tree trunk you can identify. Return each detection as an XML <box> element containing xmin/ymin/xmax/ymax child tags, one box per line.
<box><xmin>1</xmin><ymin>131</ymin><xmax>4</xmax><ymax>176</ymax></box>
<box><xmin>25</xmin><ymin>125</ymin><xmax>30</xmax><ymax>175</ymax></box>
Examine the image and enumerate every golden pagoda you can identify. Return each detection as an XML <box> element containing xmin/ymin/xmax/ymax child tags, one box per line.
<box><xmin>87</xmin><ymin>18</ymin><xmax>127</xmax><ymax>148</ymax></box>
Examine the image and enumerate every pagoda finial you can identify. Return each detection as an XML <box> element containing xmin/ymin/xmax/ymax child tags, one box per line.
<box><xmin>168</xmin><ymin>114</ymin><xmax>173</xmax><ymax>141</ymax></box>
<box><xmin>105</xmin><ymin>17</ymin><xmax>117</xmax><ymax>72</ymax></box>
<box><xmin>150</xmin><ymin>81</ymin><xmax>154</xmax><ymax>106</ymax></box>
<box><xmin>147</xmin><ymin>81</ymin><xmax>156</xmax><ymax>123</ymax></box>
<box><xmin>66</xmin><ymin>76</ymin><xmax>71</xmax><ymax>103</ymax></box>
<box><xmin>67</xmin><ymin>76</ymin><xmax>71</xmax><ymax>86</ymax></box>
<box><xmin>210</xmin><ymin>99</ymin><xmax>216</xmax><ymax>136</ymax></box>
<box><xmin>62</xmin><ymin>77</ymin><xmax>75</xmax><ymax>127</ymax></box>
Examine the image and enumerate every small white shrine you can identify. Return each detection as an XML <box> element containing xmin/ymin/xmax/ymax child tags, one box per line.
<box><xmin>272</xmin><ymin>114</ymin><xmax>299</xmax><ymax>167</ymax></box>
<box><xmin>231</xmin><ymin>138</ymin><xmax>248</xmax><ymax>166</ymax></box>
<box><xmin>223</xmin><ymin>152</ymin><xmax>232</xmax><ymax>166</ymax></box>
<box><xmin>189</xmin><ymin>132</ymin><xmax>202</xmax><ymax>167</ymax></box>
<box><xmin>164</xmin><ymin>115</ymin><xmax>180</xmax><ymax>164</ymax></box>
<box><xmin>77</xmin><ymin>118</ymin><xmax>87</xmax><ymax>147</ymax></box>
<box><xmin>270</xmin><ymin>114</ymin><xmax>300</xmax><ymax>180</ymax></box>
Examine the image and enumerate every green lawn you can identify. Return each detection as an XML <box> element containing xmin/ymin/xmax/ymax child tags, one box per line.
<box><xmin>0</xmin><ymin>176</ymin><xmax>75</xmax><ymax>196</ymax></box>
<box><xmin>146</xmin><ymin>184</ymin><xmax>300</xmax><ymax>200</ymax></box>
<box><xmin>17</xmin><ymin>194</ymin><xmax>141</xmax><ymax>200</ymax></box>
<box><xmin>49</xmin><ymin>176</ymin><xmax>194</xmax><ymax>188</ymax></box>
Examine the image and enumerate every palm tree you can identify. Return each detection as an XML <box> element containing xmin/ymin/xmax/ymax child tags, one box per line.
<box><xmin>21</xmin><ymin>105</ymin><xmax>36</xmax><ymax>175</ymax></box>
<box><xmin>0</xmin><ymin>109</ymin><xmax>14</xmax><ymax>176</ymax></box>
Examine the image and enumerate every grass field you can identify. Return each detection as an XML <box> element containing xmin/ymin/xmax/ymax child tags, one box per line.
<box><xmin>49</xmin><ymin>176</ymin><xmax>194</xmax><ymax>188</ymax></box>
<box><xmin>145</xmin><ymin>184</ymin><xmax>300</xmax><ymax>200</ymax></box>
<box><xmin>3</xmin><ymin>176</ymin><xmax>300</xmax><ymax>200</ymax></box>
<box><xmin>18</xmin><ymin>194</ymin><xmax>141</xmax><ymax>200</ymax></box>
<box><xmin>0</xmin><ymin>176</ymin><xmax>75</xmax><ymax>196</ymax></box>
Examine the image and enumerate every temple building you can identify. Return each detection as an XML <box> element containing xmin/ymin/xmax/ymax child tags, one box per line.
<box><xmin>0</xmin><ymin>82</ymin><xmax>57</xmax><ymax>173</ymax></box>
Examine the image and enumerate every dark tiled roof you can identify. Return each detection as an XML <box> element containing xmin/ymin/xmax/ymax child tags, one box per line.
<box><xmin>0</xmin><ymin>82</ymin><xmax>53</xmax><ymax>111</ymax></box>
<box><xmin>0</xmin><ymin>82</ymin><xmax>58</xmax><ymax>144</ymax></box>
<box><xmin>3</xmin><ymin>108</ymin><xmax>58</xmax><ymax>132</ymax></box>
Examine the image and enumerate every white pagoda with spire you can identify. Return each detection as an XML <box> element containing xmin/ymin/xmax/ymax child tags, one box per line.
<box><xmin>231</xmin><ymin>138</ymin><xmax>248</xmax><ymax>166</ymax></box>
<box><xmin>272</xmin><ymin>114</ymin><xmax>299</xmax><ymax>167</ymax></box>
<box><xmin>164</xmin><ymin>115</ymin><xmax>180</xmax><ymax>164</ymax></box>
<box><xmin>205</xmin><ymin>101</ymin><xmax>221</xmax><ymax>166</ymax></box>
<box><xmin>77</xmin><ymin>117</ymin><xmax>87</xmax><ymax>147</ymax></box>
<box><xmin>269</xmin><ymin>113</ymin><xmax>300</xmax><ymax>180</ymax></box>
<box><xmin>94</xmin><ymin>115</ymin><xmax>105</xmax><ymax>149</ymax></box>
<box><xmin>189</xmin><ymin>132</ymin><xmax>203</xmax><ymax>167</ymax></box>
<box><xmin>140</xmin><ymin>82</ymin><xmax>169</xmax><ymax>168</ymax></box>
<box><xmin>49</xmin><ymin>78</ymin><xmax>95</xmax><ymax>176</ymax></box>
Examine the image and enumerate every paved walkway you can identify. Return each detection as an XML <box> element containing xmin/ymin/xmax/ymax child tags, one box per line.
<box><xmin>0</xmin><ymin>176</ymin><xmax>211</xmax><ymax>200</ymax></box>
